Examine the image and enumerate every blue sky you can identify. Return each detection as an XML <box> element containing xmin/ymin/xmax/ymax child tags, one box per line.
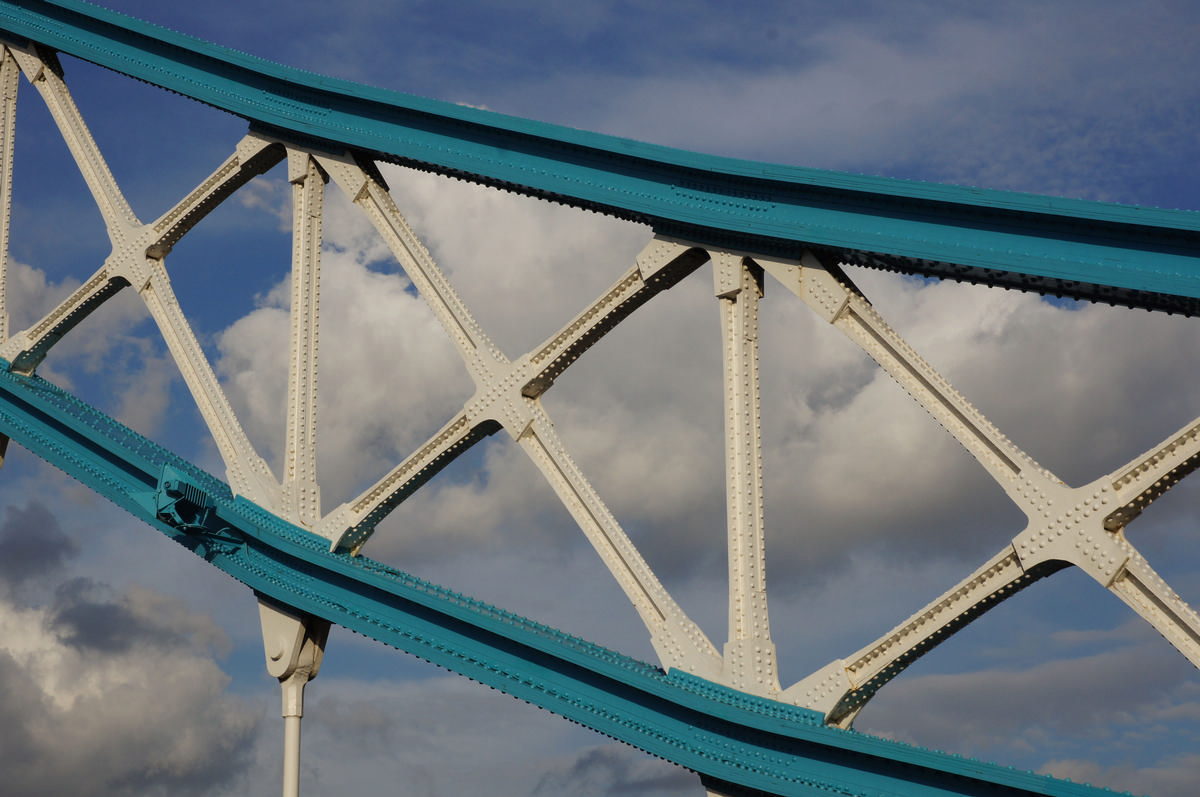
<box><xmin>3</xmin><ymin>1</ymin><xmax>1200</xmax><ymax>795</ymax></box>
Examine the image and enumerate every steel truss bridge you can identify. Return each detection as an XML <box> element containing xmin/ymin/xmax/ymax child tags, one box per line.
<box><xmin>1</xmin><ymin>1</ymin><xmax>1199</xmax><ymax>795</ymax></box>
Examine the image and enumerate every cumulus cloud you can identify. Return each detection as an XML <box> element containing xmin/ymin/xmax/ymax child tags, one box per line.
<box><xmin>0</xmin><ymin>501</ymin><xmax>78</xmax><ymax>588</ymax></box>
<box><xmin>430</xmin><ymin>0</ymin><xmax>1197</xmax><ymax>204</ymax></box>
<box><xmin>0</xmin><ymin>498</ymin><xmax>260</xmax><ymax>796</ymax></box>
<box><xmin>3</xmin><ymin>255</ymin><xmax>174</xmax><ymax>439</ymax></box>
<box><xmin>534</xmin><ymin>745</ymin><xmax>698</xmax><ymax>797</ymax></box>
<box><xmin>0</xmin><ymin>590</ymin><xmax>259</xmax><ymax>796</ymax></box>
<box><xmin>209</xmin><ymin>159</ymin><xmax>1200</xmax><ymax>657</ymax></box>
<box><xmin>757</xmin><ymin>270</ymin><xmax>1200</xmax><ymax>575</ymax></box>
<box><xmin>304</xmin><ymin>170</ymin><xmax>1200</xmax><ymax>585</ymax></box>
<box><xmin>218</xmin><ymin>183</ymin><xmax>473</xmax><ymax>508</ymax></box>
<box><xmin>9</xmin><ymin>2</ymin><xmax>1200</xmax><ymax>795</ymax></box>
<box><xmin>243</xmin><ymin>673</ymin><xmax>698</xmax><ymax>796</ymax></box>
<box><xmin>223</xmin><ymin>164</ymin><xmax>1200</xmax><ymax>797</ymax></box>
<box><xmin>861</xmin><ymin>644</ymin><xmax>1189</xmax><ymax>750</ymax></box>
<box><xmin>849</xmin><ymin>611</ymin><xmax>1200</xmax><ymax>793</ymax></box>
<box><xmin>236</xmin><ymin>175</ymin><xmax>293</xmax><ymax>233</ymax></box>
<box><xmin>1041</xmin><ymin>755</ymin><xmax>1200</xmax><ymax>797</ymax></box>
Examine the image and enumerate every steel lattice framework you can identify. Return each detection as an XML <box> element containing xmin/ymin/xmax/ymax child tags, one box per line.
<box><xmin>1</xmin><ymin>2</ymin><xmax>1200</xmax><ymax>796</ymax></box>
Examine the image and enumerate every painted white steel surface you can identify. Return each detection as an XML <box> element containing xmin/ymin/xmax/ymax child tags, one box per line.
<box><xmin>2</xmin><ymin>28</ymin><xmax>1200</xmax><ymax>790</ymax></box>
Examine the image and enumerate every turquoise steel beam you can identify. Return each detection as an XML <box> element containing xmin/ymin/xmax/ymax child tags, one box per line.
<box><xmin>0</xmin><ymin>359</ymin><xmax>1117</xmax><ymax>797</ymax></box>
<box><xmin>0</xmin><ymin>0</ymin><xmax>1198</xmax><ymax>313</ymax></box>
<box><xmin>0</xmin><ymin>4</ymin><xmax>1189</xmax><ymax>795</ymax></box>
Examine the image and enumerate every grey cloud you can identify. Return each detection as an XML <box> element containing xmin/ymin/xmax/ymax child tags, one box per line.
<box><xmin>880</xmin><ymin>3</ymin><xmax>1200</xmax><ymax>201</ymax></box>
<box><xmin>211</xmin><ymin>163</ymin><xmax>1200</xmax><ymax>605</ymax></box>
<box><xmin>28</xmin><ymin>2</ymin><xmax>1200</xmax><ymax>792</ymax></box>
<box><xmin>456</xmin><ymin>0</ymin><xmax>1200</xmax><ymax>207</ymax></box>
<box><xmin>858</xmin><ymin>641</ymin><xmax>1196</xmax><ymax>755</ymax></box>
<box><xmin>0</xmin><ymin>501</ymin><xmax>78</xmax><ymax>587</ymax></box>
<box><xmin>284</xmin><ymin>675</ymin><xmax>658</xmax><ymax>796</ymax></box>
<box><xmin>0</xmin><ymin>519</ymin><xmax>259</xmax><ymax>796</ymax></box>
<box><xmin>0</xmin><ymin>594</ymin><xmax>260</xmax><ymax>796</ymax></box>
<box><xmin>0</xmin><ymin>651</ymin><xmax>46</xmax><ymax>763</ymax></box>
<box><xmin>49</xmin><ymin>577</ymin><xmax>181</xmax><ymax>653</ymax></box>
<box><xmin>309</xmin><ymin>695</ymin><xmax>406</xmax><ymax>759</ymax></box>
<box><xmin>534</xmin><ymin>745</ymin><xmax>699</xmax><ymax>797</ymax></box>
<box><xmin>1041</xmin><ymin>754</ymin><xmax>1200</xmax><ymax>797</ymax></box>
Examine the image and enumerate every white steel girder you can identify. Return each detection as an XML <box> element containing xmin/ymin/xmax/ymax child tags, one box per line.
<box><xmin>0</xmin><ymin>45</ymin><xmax>726</xmax><ymax>681</ymax></box>
<box><xmin>7</xmin><ymin>34</ymin><xmax>1200</xmax><ymax>715</ymax></box>
<box><xmin>312</xmin><ymin>152</ymin><xmax>724</xmax><ymax>677</ymax></box>
<box><xmin>759</xmin><ymin>250</ymin><xmax>1200</xmax><ymax>726</ymax></box>
<box><xmin>280</xmin><ymin>151</ymin><xmax>326</xmax><ymax>528</ymax></box>
<box><xmin>0</xmin><ymin>46</ymin><xmax>16</xmax><ymax>469</ymax></box>
<box><xmin>0</xmin><ymin>46</ymin><xmax>15</xmax><ymax>345</ymax></box>
<box><xmin>0</xmin><ymin>43</ymin><xmax>285</xmax><ymax>508</ymax></box>
<box><xmin>714</xmin><ymin>252</ymin><xmax>779</xmax><ymax>696</ymax></box>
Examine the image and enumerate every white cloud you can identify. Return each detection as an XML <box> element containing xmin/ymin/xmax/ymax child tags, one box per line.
<box><xmin>854</xmin><ymin>624</ymin><xmax>1200</xmax><ymax>796</ymax></box>
<box><xmin>209</xmin><ymin>162</ymin><xmax>1200</xmax><ymax>647</ymax></box>
<box><xmin>8</xmin><ymin>3</ymin><xmax>1200</xmax><ymax>794</ymax></box>
<box><xmin>0</xmin><ymin>540</ymin><xmax>259</xmax><ymax>796</ymax></box>
<box><xmin>235</xmin><ymin>176</ymin><xmax>292</xmax><ymax>233</ymax></box>
<box><xmin>252</xmin><ymin>673</ymin><xmax>694</xmax><ymax>797</ymax></box>
<box><xmin>459</xmin><ymin>1</ymin><xmax>1200</xmax><ymax>204</ymax></box>
<box><xmin>1041</xmin><ymin>757</ymin><xmax>1200</xmax><ymax>797</ymax></box>
<box><xmin>8</xmin><ymin>147</ymin><xmax>1196</xmax><ymax>797</ymax></box>
<box><xmin>5</xmin><ymin>260</ymin><xmax>136</xmax><ymax>387</ymax></box>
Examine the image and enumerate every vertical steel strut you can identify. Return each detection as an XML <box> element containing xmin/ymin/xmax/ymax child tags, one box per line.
<box><xmin>714</xmin><ymin>253</ymin><xmax>778</xmax><ymax>696</ymax></box>
<box><xmin>0</xmin><ymin>47</ymin><xmax>15</xmax><ymax>468</ymax></box>
<box><xmin>281</xmin><ymin>151</ymin><xmax>327</xmax><ymax>528</ymax></box>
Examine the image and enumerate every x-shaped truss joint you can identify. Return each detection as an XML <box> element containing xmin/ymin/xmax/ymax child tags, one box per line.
<box><xmin>766</xmin><ymin>247</ymin><xmax>1200</xmax><ymax>725</ymax></box>
<box><xmin>464</xmin><ymin>354</ymin><xmax>540</xmax><ymax>440</ymax></box>
<box><xmin>1010</xmin><ymin>480</ymin><xmax>1134</xmax><ymax>587</ymax></box>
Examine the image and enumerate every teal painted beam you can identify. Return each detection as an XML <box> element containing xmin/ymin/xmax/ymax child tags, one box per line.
<box><xmin>0</xmin><ymin>4</ymin><xmax>1182</xmax><ymax>794</ymax></box>
<box><xmin>0</xmin><ymin>0</ymin><xmax>1198</xmax><ymax>312</ymax></box>
<box><xmin>0</xmin><ymin>360</ymin><xmax>1120</xmax><ymax>797</ymax></box>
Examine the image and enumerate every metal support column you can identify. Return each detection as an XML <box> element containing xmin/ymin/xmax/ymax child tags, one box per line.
<box><xmin>258</xmin><ymin>597</ymin><xmax>331</xmax><ymax>797</ymax></box>
<box><xmin>714</xmin><ymin>253</ymin><xmax>779</xmax><ymax>696</ymax></box>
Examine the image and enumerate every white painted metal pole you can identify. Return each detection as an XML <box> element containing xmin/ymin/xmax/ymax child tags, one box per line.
<box><xmin>280</xmin><ymin>672</ymin><xmax>307</xmax><ymax>797</ymax></box>
<box><xmin>259</xmin><ymin>599</ymin><xmax>328</xmax><ymax>797</ymax></box>
<box><xmin>278</xmin><ymin>651</ymin><xmax>314</xmax><ymax>796</ymax></box>
<box><xmin>282</xmin><ymin>713</ymin><xmax>302</xmax><ymax>797</ymax></box>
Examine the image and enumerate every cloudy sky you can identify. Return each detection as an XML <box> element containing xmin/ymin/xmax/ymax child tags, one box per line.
<box><xmin>2</xmin><ymin>0</ymin><xmax>1200</xmax><ymax>795</ymax></box>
